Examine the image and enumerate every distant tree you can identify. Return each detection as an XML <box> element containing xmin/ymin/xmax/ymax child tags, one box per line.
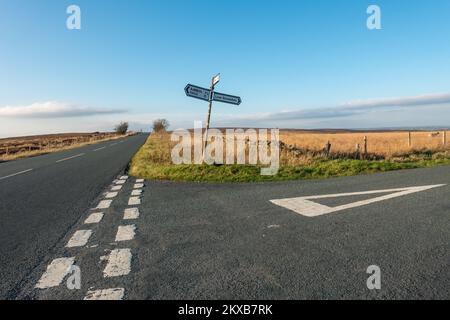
<box><xmin>114</xmin><ymin>122</ymin><xmax>129</xmax><ymax>135</ymax></box>
<box><xmin>152</xmin><ymin>119</ymin><xmax>170</xmax><ymax>133</ymax></box>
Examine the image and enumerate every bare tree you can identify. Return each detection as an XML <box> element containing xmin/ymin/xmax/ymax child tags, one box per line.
<box><xmin>152</xmin><ymin>119</ymin><xmax>170</xmax><ymax>133</ymax></box>
<box><xmin>114</xmin><ymin>122</ymin><xmax>129</xmax><ymax>135</ymax></box>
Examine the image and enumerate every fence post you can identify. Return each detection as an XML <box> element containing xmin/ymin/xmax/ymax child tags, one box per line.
<box><xmin>324</xmin><ymin>141</ymin><xmax>331</xmax><ymax>158</ymax></box>
<box><xmin>408</xmin><ymin>131</ymin><xmax>412</xmax><ymax>147</ymax></box>
<box><xmin>443</xmin><ymin>131</ymin><xmax>447</xmax><ymax>146</ymax></box>
<box><xmin>363</xmin><ymin>136</ymin><xmax>367</xmax><ymax>160</ymax></box>
<box><xmin>356</xmin><ymin>143</ymin><xmax>361</xmax><ymax>160</ymax></box>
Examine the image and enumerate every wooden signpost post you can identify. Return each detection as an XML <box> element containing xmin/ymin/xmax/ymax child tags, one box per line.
<box><xmin>185</xmin><ymin>74</ymin><xmax>242</xmax><ymax>160</ymax></box>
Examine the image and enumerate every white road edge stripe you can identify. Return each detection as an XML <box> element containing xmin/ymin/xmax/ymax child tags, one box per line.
<box><xmin>66</xmin><ymin>230</ymin><xmax>92</xmax><ymax>247</ymax></box>
<box><xmin>103</xmin><ymin>249</ymin><xmax>132</xmax><ymax>277</ymax></box>
<box><xmin>131</xmin><ymin>189</ymin><xmax>142</xmax><ymax>196</ymax></box>
<box><xmin>85</xmin><ymin>212</ymin><xmax>104</xmax><ymax>224</ymax></box>
<box><xmin>84</xmin><ymin>288</ymin><xmax>125</xmax><ymax>300</ymax></box>
<box><xmin>97</xmin><ymin>200</ymin><xmax>113</xmax><ymax>209</ymax></box>
<box><xmin>115</xmin><ymin>225</ymin><xmax>136</xmax><ymax>242</ymax></box>
<box><xmin>128</xmin><ymin>196</ymin><xmax>141</xmax><ymax>206</ymax></box>
<box><xmin>124</xmin><ymin>208</ymin><xmax>140</xmax><ymax>220</ymax></box>
<box><xmin>93</xmin><ymin>146</ymin><xmax>106</xmax><ymax>152</ymax></box>
<box><xmin>0</xmin><ymin>169</ymin><xmax>33</xmax><ymax>181</ymax></box>
<box><xmin>35</xmin><ymin>257</ymin><xmax>75</xmax><ymax>289</ymax></box>
<box><xmin>105</xmin><ymin>192</ymin><xmax>119</xmax><ymax>199</ymax></box>
<box><xmin>56</xmin><ymin>153</ymin><xmax>85</xmax><ymax>163</ymax></box>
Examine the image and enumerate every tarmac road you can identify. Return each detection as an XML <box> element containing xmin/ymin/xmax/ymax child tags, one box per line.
<box><xmin>10</xmin><ymin>160</ymin><xmax>449</xmax><ymax>300</ymax></box>
<box><xmin>0</xmin><ymin>133</ymin><xmax>148</xmax><ymax>299</ymax></box>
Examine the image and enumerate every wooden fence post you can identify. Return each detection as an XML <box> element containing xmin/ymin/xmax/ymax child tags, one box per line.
<box><xmin>363</xmin><ymin>136</ymin><xmax>367</xmax><ymax>160</ymax></box>
<box><xmin>443</xmin><ymin>131</ymin><xmax>447</xmax><ymax>146</ymax></box>
<box><xmin>324</xmin><ymin>141</ymin><xmax>331</xmax><ymax>158</ymax></box>
<box><xmin>408</xmin><ymin>131</ymin><xmax>412</xmax><ymax>147</ymax></box>
<box><xmin>356</xmin><ymin>143</ymin><xmax>361</xmax><ymax>160</ymax></box>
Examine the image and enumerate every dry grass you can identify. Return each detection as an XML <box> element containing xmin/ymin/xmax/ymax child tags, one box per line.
<box><xmin>0</xmin><ymin>132</ymin><xmax>135</xmax><ymax>161</ymax></box>
<box><xmin>281</xmin><ymin>130</ymin><xmax>448</xmax><ymax>157</ymax></box>
<box><xmin>129</xmin><ymin>129</ymin><xmax>450</xmax><ymax>182</ymax></box>
<box><xmin>279</xmin><ymin>130</ymin><xmax>449</xmax><ymax>165</ymax></box>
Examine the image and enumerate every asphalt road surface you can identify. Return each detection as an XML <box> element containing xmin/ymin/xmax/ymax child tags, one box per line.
<box><xmin>0</xmin><ymin>134</ymin><xmax>148</xmax><ymax>299</ymax></box>
<box><xmin>1</xmin><ymin>141</ymin><xmax>449</xmax><ymax>299</ymax></box>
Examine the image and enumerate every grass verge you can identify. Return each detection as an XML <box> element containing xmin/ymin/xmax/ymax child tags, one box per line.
<box><xmin>129</xmin><ymin>133</ymin><xmax>450</xmax><ymax>183</ymax></box>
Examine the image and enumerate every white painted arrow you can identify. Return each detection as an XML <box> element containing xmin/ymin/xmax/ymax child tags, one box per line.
<box><xmin>270</xmin><ymin>184</ymin><xmax>446</xmax><ymax>217</ymax></box>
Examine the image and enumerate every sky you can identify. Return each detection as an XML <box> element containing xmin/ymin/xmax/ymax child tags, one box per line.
<box><xmin>1</xmin><ymin>0</ymin><xmax>450</xmax><ymax>137</ymax></box>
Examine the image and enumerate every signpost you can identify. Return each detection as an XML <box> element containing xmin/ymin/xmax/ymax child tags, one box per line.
<box><xmin>185</xmin><ymin>74</ymin><xmax>242</xmax><ymax>160</ymax></box>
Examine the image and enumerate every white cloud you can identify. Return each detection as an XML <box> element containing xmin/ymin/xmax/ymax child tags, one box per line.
<box><xmin>217</xmin><ymin>92</ymin><xmax>450</xmax><ymax>124</ymax></box>
<box><xmin>0</xmin><ymin>101</ymin><xmax>126</xmax><ymax>118</ymax></box>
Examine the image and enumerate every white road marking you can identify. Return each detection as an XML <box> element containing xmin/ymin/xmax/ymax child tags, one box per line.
<box><xmin>128</xmin><ymin>196</ymin><xmax>141</xmax><ymax>206</ymax></box>
<box><xmin>133</xmin><ymin>183</ymin><xmax>144</xmax><ymax>189</ymax></box>
<box><xmin>103</xmin><ymin>249</ymin><xmax>132</xmax><ymax>277</ymax></box>
<box><xmin>131</xmin><ymin>189</ymin><xmax>142</xmax><ymax>196</ymax></box>
<box><xmin>270</xmin><ymin>184</ymin><xmax>446</xmax><ymax>217</ymax></box>
<box><xmin>55</xmin><ymin>153</ymin><xmax>85</xmax><ymax>163</ymax></box>
<box><xmin>93</xmin><ymin>147</ymin><xmax>106</xmax><ymax>152</ymax></box>
<box><xmin>105</xmin><ymin>192</ymin><xmax>118</xmax><ymax>199</ymax></box>
<box><xmin>97</xmin><ymin>200</ymin><xmax>112</xmax><ymax>209</ymax></box>
<box><xmin>136</xmin><ymin>179</ymin><xmax>144</xmax><ymax>183</ymax></box>
<box><xmin>110</xmin><ymin>143</ymin><xmax>117</xmax><ymax>146</ymax></box>
<box><xmin>116</xmin><ymin>180</ymin><xmax>126</xmax><ymax>185</ymax></box>
<box><xmin>120</xmin><ymin>175</ymin><xmax>129</xmax><ymax>180</ymax></box>
<box><xmin>84</xmin><ymin>212</ymin><xmax>104</xmax><ymax>224</ymax></box>
<box><xmin>115</xmin><ymin>225</ymin><xmax>136</xmax><ymax>242</ymax></box>
<box><xmin>84</xmin><ymin>288</ymin><xmax>125</xmax><ymax>300</ymax></box>
<box><xmin>111</xmin><ymin>185</ymin><xmax>123</xmax><ymax>191</ymax></box>
<box><xmin>124</xmin><ymin>208</ymin><xmax>140</xmax><ymax>220</ymax></box>
<box><xmin>35</xmin><ymin>257</ymin><xmax>75</xmax><ymax>289</ymax></box>
<box><xmin>66</xmin><ymin>230</ymin><xmax>93</xmax><ymax>247</ymax></box>
<box><xmin>0</xmin><ymin>169</ymin><xmax>33</xmax><ymax>181</ymax></box>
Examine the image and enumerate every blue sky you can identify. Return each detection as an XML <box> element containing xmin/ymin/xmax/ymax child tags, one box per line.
<box><xmin>1</xmin><ymin>0</ymin><xmax>450</xmax><ymax>137</ymax></box>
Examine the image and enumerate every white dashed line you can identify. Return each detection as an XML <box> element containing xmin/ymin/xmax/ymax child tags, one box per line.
<box><xmin>103</xmin><ymin>249</ymin><xmax>132</xmax><ymax>277</ymax></box>
<box><xmin>128</xmin><ymin>196</ymin><xmax>141</xmax><ymax>206</ymax></box>
<box><xmin>66</xmin><ymin>230</ymin><xmax>92</xmax><ymax>248</ymax></box>
<box><xmin>93</xmin><ymin>147</ymin><xmax>106</xmax><ymax>152</ymax></box>
<box><xmin>84</xmin><ymin>212</ymin><xmax>104</xmax><ymax>224</ymax></box>
<box><xmin>115</xmin><ymin>225</ymin><xmax>136</xmax><ymax>242</ymax></box>
<box><xmin>105</xmin><ymin>192</ymin><xmax>118</xmax><ymax>199</ymax></box>
<box><xmin>97</xmin><ymin>200</ymin><xmax>112</xmax><ymax>209</ymax></box>
<box><xmin>35</xmin><ymin>257</ymin><xmax>75</xmax><ymax>289</ymax></box>
<box><xmin>116</xmin><ymin>180</ymin><xmax>126</xmax><ymax>185</ymax></box>
<box><xmin>0</xmin><ymin>169</ymin><xmax>33</xmax><ymax>181</ymax></box>
<box><xmin>110</xmin><ymin>143</ymin><xmax>117</xmax><ymax>146</ymax></box>
<box><xmin>133</xmin><ymin>183</ymin><xmax>144</xmax><ymax>189</ymax></box>
<box><xmin>131</xmin><ymin>189</ymin><xmax>142</xmax><ymax>196</ymax></box>
<box><xmin>84</xmin><ymin>288</ymin><xmax>125</xmax><ymax>300</ymax></box>
<box><xmin>124</xmin><ymin>208</ymin><xmax>140</xmax><ymax>220</ymax></box>
<box><xmin>111</xmin><ymin>185</ymin><xmax>123</xmax><ymax>191</ymax></box>
<box><xmin>55</xmin><ymin>153</ymin><xmax>85</xmax><ymax>163</ymax></box>
<box><xmin>120</xmin><ymin>176</ymin><xmax>129</xmax><ymax>180</ymax></box>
